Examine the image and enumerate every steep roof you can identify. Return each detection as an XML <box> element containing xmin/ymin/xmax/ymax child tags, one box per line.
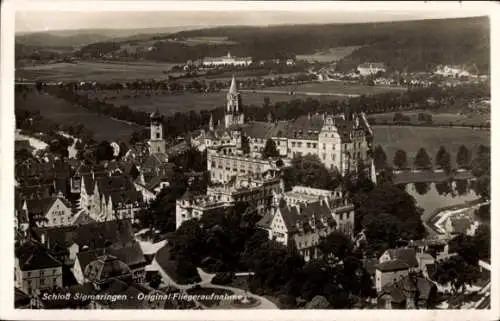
<box><xmin>256</xmin><ymin>211</ymin><xmax>274</xmax><ymax>229</ymax></box>
<box><xmin>16</xmin><ymin>242</ymin><xmax>62</xmax><ymax>271</ymax></box>
<box><xmin>386</xmin><ymin>247</ymin><xmax>419</xmax><ymax>268</ymax></box>
<box><xmin>277</xmin><ymin>205</ymin><xmax>301</xmax><ymax>233</ymax></box>
<box><xmin>33</xmin><ymin>219</ymin><xmax>135</xmax><ymax>250</ymax></box>
<box><xmin>229</xmin><ymin>75</ymin><xmax>237</xmax><ymax>94</ymax></box>
<box><xmin>84</xmin><ymin>254</ymin><xmax>131</xmax><ymax>283</ymax></box>
<box><xmin>379</xmin><ymin>275</ymin><xmax>436</xmax><ymax>303</ymax></box>
<box><xmin>25</xmin><ymin>196</ymin><xmax>71</xmax><ymax>216</ymax></box>
<box><xmin>14</xmin><ymin>287</ymin><xmax>31</xmax><ymax>307</ymax></box>
<box><xmin>375</xmin><ymin>259</ymin><xmax>410</xmax><ymax>272</ymax></box>
<box><xmin>71</xmin><ymin>210</ymin><xmax>97</xmax><ymax>226</ymax></box>
<box><xmin>240</xmin><ymin>121</ymin><xmax>289</xmax><ymax>139</ymax></box>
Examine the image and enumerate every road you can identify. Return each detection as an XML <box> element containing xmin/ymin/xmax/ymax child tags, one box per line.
<box><xmin>151</xmin><ymin>264</ymin><xmax>277</xmax><ymax>309</ymax></box>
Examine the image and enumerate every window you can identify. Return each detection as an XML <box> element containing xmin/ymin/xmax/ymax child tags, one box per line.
<box><xmin>323</xmin><ymin>143</ymin><xmax>326</xmax><ymax>150</ymax></box>
<box><xmin>40</xmin><ymin>279</ymin><xmax>45</xmax><ymax>285</ymax></box>
<box><xmin>307</xmin><ymin>143</ymin><xmax>311</xmax><ymax>148</ymax></box>
<box><xmin>156</xmin><ymin>133</ymin><xmax>160</xmax><ymax>139</ymax></box>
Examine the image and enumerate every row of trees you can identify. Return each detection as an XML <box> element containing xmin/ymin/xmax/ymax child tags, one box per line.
<box><xmin>373</xmin><ymin>144</ymin><xmax>479</xmax><ymax>172</ymax></box>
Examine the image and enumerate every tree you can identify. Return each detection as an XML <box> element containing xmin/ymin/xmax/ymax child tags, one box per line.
<box><xmin>353</xmin><ymin>183</ymin><xmax>425</xmax><ymax>241</ymax></box>
<box><xmin>241</xmin><ymin>136</ymin><xmax>250</xmax><ymax>154</ymax></box>
<box><xmin>435</xmin><ymin>181</ymin><xmax>452</xmax><ymax>196</ymax></box>
<box><xmin>373</xmin><ymin>145</ymin><xmax>388</xmax><ymax>170</ymax></box>
<box><xmin>474</xmin><ymin>204</ymin><xmax>490</xmax><ymax>224</ymax></box>
<box><xmin>414</xmin><ymin>148</ymin><xmax>432</xmax><ymax>170</ymax></box>
<box><xmin>318</xmin><ymin>232</ymin><xmax>354</xmax><ymax>261</ymax></box>
<box><xmin>455</xmin><ymin>179</ymin><xmax>469</xmax><ymax>196</ymax></box>
<box><xmin>456</xmin><ymin>145</ymin><xmax>471</xmax><ymax>169</ymax></box>
<box><xmin>263</xmin><ymin>96</ymin><xmax>271</xmax><ymax>108</ymax></box>
<box><xmin>393</xmin><ymin>149</ymin><xmax>408</xmax><ymax>170</ymax></box>
<box><xmin>361</xmin><ymin>213</ymin><xmax>403</xmax><ymax>253</ymax></box>
<box><xmin>94</xmin><ymin>141</ymin><xmax>114</xmax><ymax>162</ymax></box>
<box><xmin>283</xmin><ymin>154</ymin><xmax>338</xmax><ymax>190</ymax></box>
<box><xmin>305</xmin><ymin>295</ymin><xmax>331</xmax><ymax>309</ymax></box>
<box><xmin>435</xmin><ymin>146</ymin><xmax>451</xmax><ymax>172</ymax></box>
<box><xmin>471</xmin><ymin>145</ymin><xmax>490</xmax><ymax>198</ymax></box>
<box><xmin>263</xmin><ymin>138</ymin><xmax>279</xmax><ymax>158</ymax></box>
<box><xmin>414</xmin><ymin>182</ymin><xmax>431</xmax><ymax>195</ymax></box>
<box><xmin>473</xmin><ymin>224</ymin><xmax>490</xmax><ymax>261</ymax></box>
<box><xmin>432</xmin><ymin>255</ymin><xmax>480</xmax><ymax>294</ymax></box>
<box><xmin>448</xmin><ymin>234</ymin><xmax>479</xmax><ymax>265</ymax></box>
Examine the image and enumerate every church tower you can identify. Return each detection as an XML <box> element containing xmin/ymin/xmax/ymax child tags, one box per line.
<box><xmin>225</xmin><ymin>75</ymin><xmax>244</xmax><ymax>128</ymax></box>
<box><xmin>149</xmin><ymin>109</ymin><xmax>166</xmax><ymax>155</ymax></box>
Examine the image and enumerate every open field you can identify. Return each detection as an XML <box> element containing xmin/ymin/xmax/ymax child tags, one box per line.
<box><xmin>16</xmin><ymin>61</ymin><xmax>178</xmax><ymax>82</ymax></box>
<box><xmin>16</xmin><ymin>92</ymin><xmax>144</xmax><ymax>142</ymax></box>
<box><xmin>80</xmin><ymin>90</ymin><xmax>344</xmax><ymax>114</ymax></box>
<box><xmin>165</xmin><ymin>36</ymin><xmax>238</xmax><ymax>46</ymax></box>
<box><xmin>271</xmin><ymin>81</ymin><xmax>407</xmax><ymax>95</ymax></box>
<box><xmin>368</xmin><ymin>111</ymin><xmax>490</xmax><ymax>127</ymax></box>
<box><xmin>373</xmin><ymin>125</ymin><xmax>490</xmax><ymax>168</ymax></box>
<box><xmin>296</xmin><ymin>46</ymin><xmax>363</xmax><ymax>63</ymax></box>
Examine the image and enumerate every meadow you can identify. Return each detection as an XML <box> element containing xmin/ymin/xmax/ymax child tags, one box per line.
<box><xmin>16</xmin><ymin>92</ymin><xmax>144</xmax><ymax>142</ymax></box>
<box><xmin>271</xmin><ymin>81</ymin><xmax>407</xmax><ymax>95</ymax></box>
<box><xmin>81</xmin><ymin>90</ymin><xmax>328</xmax><ymax>114</ymax></box>
<box><xmin>368</xmin><ymin>111</ymin><xmax>490</xmax><ymax>127</ymax></box>
<box><xmin>16</xmin><ymin>61</ymin><xmax>178</xmax><ymax>82</ymax></box>
<box><xmin>372</xmin><ymin>125</ymin><xmax>490</xmax><ymax>168</ymax></box>
<box><xmin>295</xmin><ymin>46</ymin><xmax>363</xmax><ymax>63</ymax></box>
<box><xmin>165</xmin><ymin>36</ymin><xmax>238</xmax><ymax>46</ymax></box>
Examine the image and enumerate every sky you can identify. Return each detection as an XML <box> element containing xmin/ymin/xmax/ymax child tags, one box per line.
<box><xmin>13</xmin><ymin>1</ymin><xmax>492</xmax><ymax>33</ymax></box>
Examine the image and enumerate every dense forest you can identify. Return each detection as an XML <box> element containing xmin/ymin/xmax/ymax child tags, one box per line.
<box><xmin>141</xmin><ymin>16</ymin><xmax>489</xmax><ymax>72</ymax></box>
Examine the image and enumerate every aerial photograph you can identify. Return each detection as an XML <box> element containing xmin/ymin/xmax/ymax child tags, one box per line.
<box><xmin>11</xmin><ymin>3</ymin><xmax>491</xmax><ymax>312</ymax></box>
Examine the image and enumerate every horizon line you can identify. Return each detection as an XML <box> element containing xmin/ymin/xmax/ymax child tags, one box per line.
<box><xmin>15</xmin><ymin>14</ymin><xmax>489</xmax><ymax>35</ymax></box>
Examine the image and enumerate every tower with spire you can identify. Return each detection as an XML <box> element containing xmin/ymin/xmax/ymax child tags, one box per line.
<box><xmin>209</xmin><ymin>114</ymin><xmax>214</xmax><ymax>131</ymax></box>
<box><xmin>225</xmin><ymin>75</ymin><xmax>244</xmax><ymax>128</ymax></box>
<box><xmin>148</xmin><ymin>109</ymin><xmax>166</xmax><ymax>155</ymax></box>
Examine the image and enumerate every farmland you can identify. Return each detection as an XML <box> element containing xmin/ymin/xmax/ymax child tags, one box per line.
<box><xmin>368</xmin><ymin>111</ymin><xmax>490</xmax><ymax>127</ymax></box>
<box><xmin>80</xmin><ymin>90</ymin><xmax>339</xmax><ymax>114</ymax></box>
<box><xmin>270</xmin><ymin>81</ymin><xmax>407</xmax><ymax>95</ymax></box>
<box><xmin>16</xmin><ymin>92</ymin><xmax>144</xmax><ymax>142</ymax></box>
<box><xmin>165</xmin><ymin>36</ymin><xmax>238</xmax><ymax>46</ymax></box>
<box><xmin>296</xmin><ymin>46</ymin><xmax>363</xmax><ymax>63</ymax></box>
<box><xmin>16</xmin><ymin>61</ymin><xmax>178</xmax><ymax>82</ymax></box>
<box><xmin>373</xmin><ymin>125</ymin><xmax>490</xmax><ymax>168</ymax></box>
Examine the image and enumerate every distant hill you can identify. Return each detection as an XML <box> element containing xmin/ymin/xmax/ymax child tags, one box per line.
<box><xmin>157</xmin><ymin>16</ymin><xmax>489</xmax><ymax>72</ymax></box>
<box><xmin>15</xmin><ymin>26</ymin><xmax>208</xmax><ymax>48</ymax></box>
<box><xmin>18</xmin><ymin>16</ymin><xmax>490</xmax><ymax>73</ymax></box>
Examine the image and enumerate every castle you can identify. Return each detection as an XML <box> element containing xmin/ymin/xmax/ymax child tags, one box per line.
<box><xmin>192</xmin><ymin>75</ymin><xmax>374</xmax><ymax>180</ymax></box>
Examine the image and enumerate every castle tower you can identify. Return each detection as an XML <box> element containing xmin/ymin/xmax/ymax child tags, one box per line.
<box><xmin>149</xmin><ymin>109</ymin><xmax>166</xmax><ymax>155</ymax></box>
<box><xmin>225</xmin><ymin>75</ymin><xmax>244</xmax><ymax>128</ymax></box>
<box><xmin>209</xmin><ymin>114</ymin><xmax>214</xmax><ymax>131</ymax></box>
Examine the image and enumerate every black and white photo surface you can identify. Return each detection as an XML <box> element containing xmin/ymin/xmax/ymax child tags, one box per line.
<box><xmin>1</xmin><ymin>1</ymin><xmax>498</xmax><ymax>320</ymax></box>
